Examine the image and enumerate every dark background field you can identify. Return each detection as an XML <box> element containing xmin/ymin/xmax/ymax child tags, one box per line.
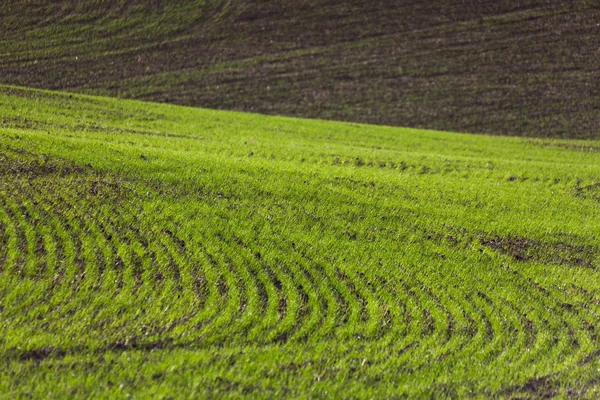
<box><xmin>1</xmin><ymin>0</ymin><xmax>599</xmax><ymax>139</ymax></box>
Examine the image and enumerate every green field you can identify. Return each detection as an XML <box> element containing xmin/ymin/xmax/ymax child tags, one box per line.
<box><xmin>1</xmin><ymin>85</ymin><xmax>599</xmax><ymax>397</ymax></box>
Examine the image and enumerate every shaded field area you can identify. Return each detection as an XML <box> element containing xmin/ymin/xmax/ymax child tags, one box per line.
<box><xmin>1</xmin><ymin>85</ymin><xmax>600</xmax><ymax>397</ymax></box>
<box><xmin>1</xmin><ymin>1</ymin><xmax>599</xmax><ymax>139</ymax></box>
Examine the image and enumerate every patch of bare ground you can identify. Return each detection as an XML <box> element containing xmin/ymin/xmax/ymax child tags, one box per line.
<box><xmin>574</xmin><ymin>182</ymin><xmax>600</xmax><ymax>202</ymax></box>
<box><xmin>480</xmin><ymin>236</ymin><xmax>597</xmax><ymax>268</ymax></box>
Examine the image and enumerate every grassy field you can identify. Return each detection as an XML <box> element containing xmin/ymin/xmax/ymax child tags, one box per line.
<box><xmin>1</xmin><ymin>1</ymin><xmax>599</xmax><ymax>139</ymax></box>
<box><xmin>1</xmin><ymin>84</ymin><xmax>600</xmax><ymax>397</ymax></box>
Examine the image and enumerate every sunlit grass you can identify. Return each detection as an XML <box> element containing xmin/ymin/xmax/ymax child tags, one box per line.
<box><xmin>0</xmin><ymin>85</ymin><xmax>599</xmax><ymax>398</ymax></box>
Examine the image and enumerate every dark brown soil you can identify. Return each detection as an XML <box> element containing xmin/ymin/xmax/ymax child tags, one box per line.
<box><xmin>481</xmin><ymin>235</ymin><xmax>597</xmax><ymax>268</ymax></box>
<box><xmin>1</xmin><ymin>1</ymin><xmax>599</xmax><ymax>138</ymax></box>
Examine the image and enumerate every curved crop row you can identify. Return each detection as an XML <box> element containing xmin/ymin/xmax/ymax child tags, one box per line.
<box><xmin>1</xmin><ymin>156</ymin><xmax>598</xmax><ymax>369</ymax></box>
<box><xmin>1</xmin><ymin>85</ymin><xmax>600</xmax><ymax>397</ymax></box>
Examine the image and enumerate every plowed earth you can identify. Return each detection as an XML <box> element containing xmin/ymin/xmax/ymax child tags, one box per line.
<box><xmin>1</xmin><ymin>1</ymin><xmax>599</xmax><ymax>139</ymax></box>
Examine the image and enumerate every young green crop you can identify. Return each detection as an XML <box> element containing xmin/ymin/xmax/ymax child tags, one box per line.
<box><xmin>0</xmin><ymin>85</ymin><xmax>599</xmax><ymax>398</ymax></box>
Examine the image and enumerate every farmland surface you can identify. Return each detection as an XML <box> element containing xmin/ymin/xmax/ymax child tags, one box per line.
<box><xmin>1</xmin><ymin>1</ymin><xmax>599</xmax><ymax>139</ymax></box>
<box><xmin>1</xmin><ymin>85</ymin><xmax>600</xmax><ymax>398</ymax></box>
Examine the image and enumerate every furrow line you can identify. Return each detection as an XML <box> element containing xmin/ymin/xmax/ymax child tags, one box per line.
<box><xmin>20</xmin><ymin>187</ymin><xmax>68</xmax><ymax>311</ymax></box>
<box><xmin>305</xmin><ymin>240</ymin><xmax>394</xmax><ymax>340</ymax></box>
<box><xmin>14</xmin><ymin>193</ymin><xmax>48</xmax><ymax>280</ymax></box>
<box><xmin>0</xmin><ymin>188</ymin><xmax>29</xmax><ymax>280</ymax></box>
<box><xmin>221</xmin><ymin>226</ymin><xmax>324</xmax><ymax>343</ymax></box>
<box><xmin>229</xmin><ymin>231</ymin><xmax>306</xmax><ymax>344</ymax></box>
<box><xmin>50</xmin><ymin>184</ymin><xmax>105</xmax><ymax>297</ymax></box>
<box><xmin>228</xmin><ymin>232</ymin><xmax>280</xmax><ymax>341</ymax></box>
<box><xmin>385</xmin><ymin>261</ymin><xmax>490</xmax><ymax>370</ymax></box>
<box><xmin>0</xmin><ymin>180</ymin><xmax>83</xmax><ymax>341</ymax></box>
<box><xmin>6</xmin><ymin>184</ymin><xmax>64</xmax><ymax>314</ymax></box>
<box><xmin>0</xmin><ymin>219</ymin><xmax>8</xmax><ymax>273</ymax></box>
<box><xmin>366</xmin><ymin>271</ymin><xmax>422</xmax><ymax>347</ymax></box>
<box><xmin>0</xmin><ymin>190</ymin><xmax>21</xmax><ymax>277</ymax></box>
<box><xmin>187</xmin><ymin>231</ymin><xmax>246</xmax><ymax>345</ymax></box>
<box><xmin>496</xmin><ymin>263</ymin><xmax>586</xmax><ymax>370</ymax></box>
<box><xmin>181</xmin><ymin>240</ymin><xmax>228</xmax><ymax>339</ymax></box>
<box><xmin>197</xmin><ymin>229</ymin><xmax>266</xmax><ymax>343</ymax></box>
<box><xmin>294</xmin><ymin>238</ymin><xmax>390</xmax><ymax>340</ymax></box>
<box><xmin>276</xmin><ymin>238</ymin><xmax>347</xmax><ymax>341</ymax></box>
<box><xmin>404</xmin><ymin>257</ymin><xmax>506</xmax><ymax>367</ymax></box>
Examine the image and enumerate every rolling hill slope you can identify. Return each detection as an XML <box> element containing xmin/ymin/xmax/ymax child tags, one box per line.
<box><xmin>1</xmin><ymin>0</ymin><xmax>599</xmax><ymax>139</ymax></box>
<box><xmin>1</xmin><ymin>85</ymin><xmax>600</xmax><ymax>397</ymax></box>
